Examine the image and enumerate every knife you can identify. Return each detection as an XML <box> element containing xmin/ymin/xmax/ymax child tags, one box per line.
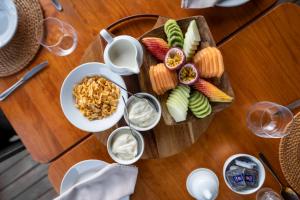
<box><xmin>51</xmin><ymin>0</ymin><xmax>63</xmax><ymax>11</ymax></box>
<box><xmin>0</xmin><ymin>61</ymin><xmax>48</xmax><ymax>101</ymax></box>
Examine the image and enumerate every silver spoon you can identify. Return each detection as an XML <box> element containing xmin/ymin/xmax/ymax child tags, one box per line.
<box><xmin>109</xmin><ymin>78</ymin><xmax>158</xmax><ymax>112</ymax></box>
<box><xmin>121</xmin><ymin>96</ymin><xmax>140</xmax><ymax>144</ymax></box>
<box><xmin>259</xmin><ymin>153</ymin><xmax>299</xmax><ymax>200</ymax></box>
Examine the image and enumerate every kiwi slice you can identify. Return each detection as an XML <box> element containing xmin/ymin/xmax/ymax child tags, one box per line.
<box><xmin>167</xmin><ymin>26</ymin><xmax>183</xmax><ymax>38</ymax></box>
<box><xmin>189</xmin><ymin>92</ymin><xmax>201</xmax><ymax>102</ymax></box>
<box><xmin>194</xmin><ymin>105</ymin><xmax>212</xmax><ymax>118</ymax></box>
<box><xmin>164</xmin><ymin>19</ymin><xmax>177</xmax><ymax>33</ymax></box>
<box><xmin>165</xmin><ymin>23</ymin><xmax>178</xmax><ymax>34</ymax></box>
<box><xmin>191</xmin><ymin>100</ymin><xmax>209</xmax><ymax>113</ymax></box>
<box><xmin>189</xmin><ymin>96</ymin><xmax>206</xmax><ymax>110</ymax></box>
<box><xmin>168</xmin><ymin>35</ymin><xmax>184</xmax><ymax>46</ymax></box>
<box><xmin>172</xmin><ymin>41</ymin><xmax>183</xmax><ymax>48</ymax></box>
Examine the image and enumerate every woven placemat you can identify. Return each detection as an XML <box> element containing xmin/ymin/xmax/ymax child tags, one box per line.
<box><xmin>0</xmin><ymin>0</ymin><xmax>43</xmax><ymax>77</ymax></box>
<box><xmin>279</xmin><ymin>112</ymin><xmax>300</xmax><ymax>194</ymax></box>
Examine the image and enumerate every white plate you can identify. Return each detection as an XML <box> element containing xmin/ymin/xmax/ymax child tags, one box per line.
<box><xmin>60</xmin><ymin>62</ymin><xmax>128</xmax><ymax>132</ymax></box>
<box><xmin>0</xmin><ymin>0</ymin><xmax>18</xmax><ymax>48</ymax></box>
<box><xmin>60</xmin><ymin>160</ymin><xmax>130</xmax><ymax>200</ymax></box>
<box><xmin>216</xmin><ymin>0</ymin><xmax>250</xmax><ymax>7</ymax></box>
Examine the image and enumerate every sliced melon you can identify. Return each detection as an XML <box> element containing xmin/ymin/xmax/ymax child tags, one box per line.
<box><xmin>166</xmin><ymin>102</ymin><xmax>187</xmax><ymax>122</ymax></box>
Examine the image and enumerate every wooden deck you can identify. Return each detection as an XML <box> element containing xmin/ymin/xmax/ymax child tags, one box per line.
<box><xmin>0</xmin><ymin>150</ymin><xmax>57</xmax><ymax>200</ymax></box>
<box><xmin>0</xmin><ymin>1</ymin><xmax>299</xmax><ymax>200</ymax></box>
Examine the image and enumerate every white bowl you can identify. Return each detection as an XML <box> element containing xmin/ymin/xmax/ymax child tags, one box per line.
<box><xmin>60</xmin><ymin>62</ymin><xmax>128</xmax><ymax>132</ymax></box>
<box><xmin>223</xmin><ymin>153</ymin><xmax>265</xmax><ymax>195</ymax></box>
<box><xmin>0</xmin><ymin>0</ymin><xmax>18</xmax><ymax>48</ymax></box>
<box><xmin>107</xmin><ymin>126</ymin><xmax>144</xmax><ymax>165</ymax></box>
<box><xmin>60</xmin><ymin>159</ymin><xmax>130</xmax><ymax>200</ymax></box>
<box><xmin>124</xmin><ymin>93</ymin><xmax>161</xmax><ymax>131</ymax></box>
<box><xmin>186</xmin><ymin>168</ymin><xmax>219</xmax><ymax>200</ymax></box>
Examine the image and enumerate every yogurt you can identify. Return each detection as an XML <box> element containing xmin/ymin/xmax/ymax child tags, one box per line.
<box><xmin>111</xmin><ymin>130</ymin><xmax>138</xmax><ymax>160</ymax></box>
<box><xmin>128</xmin><ymin>98</ymin><xmax>158</xmax><ymax>128</ymax></box>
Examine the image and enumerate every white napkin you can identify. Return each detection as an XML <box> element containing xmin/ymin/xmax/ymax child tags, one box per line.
<box><xmin>181</xmin><ymin>0</ymin><xmax>218</xmax><ymax>8</ymax></box>
<box><xmin>54</xmin><ymin>163</ymin><xmax>138</xmax><ymax>200</ymax></box>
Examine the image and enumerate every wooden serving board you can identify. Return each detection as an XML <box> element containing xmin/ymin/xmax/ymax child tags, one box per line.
<box><xmin>139</xmin><ymin>16</ymin><xmax>234</xmax><ymax>125</ymax></box>
<box><xmin>80</xmin><ymin>15</ymin><xmax>233</xmax><ymax>159</ymax></box>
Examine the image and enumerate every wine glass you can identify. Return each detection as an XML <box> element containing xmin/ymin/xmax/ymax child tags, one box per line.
<box><xmin>246</xmin><ymin>101</ymin><xmax>294</xmax><ymax>138</ymax></box>
<box><xmin>256</xmin><ymin>188</ymin><xmax>283</xmax><ymax>200</ymax></box>
<box><xmin>36</xmin><ymin>17</ymin><xmax>77</xmax><ymax>56</ymax></box>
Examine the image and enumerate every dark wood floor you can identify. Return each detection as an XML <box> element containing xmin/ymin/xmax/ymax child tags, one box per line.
<box><xmin>0</xmin><ymin>150</ymin><xmax>57</xmax><ymax>200</ymax></box>
<box><xmin>0</xmin><ymin>1</ymin><xmax>299</xmax><ymax>200</ymax></box>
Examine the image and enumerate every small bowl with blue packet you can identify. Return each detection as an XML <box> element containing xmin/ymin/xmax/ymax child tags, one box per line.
<box><xmin>223</xmin><ymin>153</ymin><xmax>265</xmax><ymax>195</ymax></box>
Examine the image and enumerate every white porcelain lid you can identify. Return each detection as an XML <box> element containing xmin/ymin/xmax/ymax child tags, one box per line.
<box><xmin>186</xmin><ymin>168</ymin><xmax>219</xmax><ymax>200</ymax></box>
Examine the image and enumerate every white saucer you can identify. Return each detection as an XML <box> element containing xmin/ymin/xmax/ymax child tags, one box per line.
<box><xmin>0</xmin><ymin>0</ymin><xmax>18</xmax><ymax>48</ymax></box>
<box><xmin>60</xmin><ymin>160</ymin><xmax>130</xmax><ymax>200</ymax></box>
<box><xmin>216</xmin><ymin>0</ymin><xmax>250</xmax><ymax>7</ymax></box>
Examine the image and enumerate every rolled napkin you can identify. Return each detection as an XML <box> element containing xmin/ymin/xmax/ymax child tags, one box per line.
<box><xmin>181</xmin><ymin>0</ymin><xmax>218</xmax><ymax>8</ymax></box>
<box><xmin>54</xmin><ymin>163</ymin><xmax>138</xmax><ymax>200</ymax></box>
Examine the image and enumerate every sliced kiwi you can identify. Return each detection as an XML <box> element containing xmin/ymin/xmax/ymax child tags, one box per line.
<box><xmin>164</xmin><ymin>19</ymin><xmax>177</xmax><ymax>33</ymax></box>
<box><xmin>194</xmin><ymin>105</ymin><xmax>212</xmax><ymax>118</ymax></box>
<box><xmin>168</xmin><ymin>36</ymin><xmax>184</xmax><ymax>46</ymax></box>
<box><xmin>168</xmin><ymin>27</ymin><xmax>183</xmax><ymax>37</ymax></box>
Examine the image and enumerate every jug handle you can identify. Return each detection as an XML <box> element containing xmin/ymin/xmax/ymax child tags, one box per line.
<box><xmin>100</xmin><ymin>29</ymin><xmax>113</xmax><ymax>44</ymax></box>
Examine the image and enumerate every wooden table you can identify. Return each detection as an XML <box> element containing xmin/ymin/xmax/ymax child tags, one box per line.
<box><xmin>48</xmin><ymin>3</ymin><xmax>300</xmax><ymax>199</ymax></box>
<box><xmin>0</xmin><ymin>0</ymin><xmax>276</xmax><ymax>163</ymax></box>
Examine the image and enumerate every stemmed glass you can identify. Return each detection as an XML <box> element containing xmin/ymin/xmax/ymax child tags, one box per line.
<box><xmin>36</xmin><ymin>17</ymin><xmax>77</xmax><ymax>56</ymax></box>
<box><xmin>256</xmin><ymin>188</ymin><xmax>283</xmax><ymax>200</ymax></box>
<box><xmin>246</xmin><ymin>101</ymin><xmax>294</xmax><ymax>138</ymax></box>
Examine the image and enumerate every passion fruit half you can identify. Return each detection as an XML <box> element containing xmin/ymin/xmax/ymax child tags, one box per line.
<box><xmin>164</xmin><ymin>47</ymin><xmax>185</xmax><ymax>70</ymax></box>
<box><xmin>178</xmin><ymin>63</ymin><xmax>199</xmax><ymax>85</ymax></box>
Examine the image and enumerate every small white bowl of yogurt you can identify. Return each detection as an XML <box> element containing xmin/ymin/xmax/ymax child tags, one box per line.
<box><xmin>124</xmin><ymin>92</ymin><xmax>161</xmax><ymax>131</ymax></box>
<box><xmin>107</xmin><ymin>126</ymin><xmax>144</xmax><ymax>165</ymax></box>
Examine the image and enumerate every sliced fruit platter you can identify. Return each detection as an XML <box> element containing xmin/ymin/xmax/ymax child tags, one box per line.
<box><xmin>138</xmin><ymin>16</ymin><xmax>234</xmax><ymax>125</ymax></box>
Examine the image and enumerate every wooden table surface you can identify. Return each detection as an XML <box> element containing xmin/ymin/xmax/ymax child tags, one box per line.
<box><xmin>48</xmin><ymin>3</ymin><xmax>300</xmax><ymax>199</ymax></box>
<box><xmin>0</xmin><ymin>0</ymin><xmax>276</xmax><ymax>163</ymax></box>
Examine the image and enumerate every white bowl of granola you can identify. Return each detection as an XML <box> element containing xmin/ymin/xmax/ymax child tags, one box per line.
<box><xmin>60</xmin><ymin>62</ymin><xmax>128</xmax><ymax>132</ymax></box>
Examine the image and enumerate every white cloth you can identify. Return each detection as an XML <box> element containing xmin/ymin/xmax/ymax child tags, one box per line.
<box><xmin>54</xmin><ymin>163</ymin><xmax>138</xmax><ymax>200</ymax></box>
<box><xmin>181</xmin><ymin>0</ymin><xmax>218</xmax><ymax>8</ymax></box>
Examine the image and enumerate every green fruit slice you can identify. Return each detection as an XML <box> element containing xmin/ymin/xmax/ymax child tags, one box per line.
<box><xmin>191</xmin><ymin>100</ymin><xmax>209</xmax><ymax>113</ymax></box>
<box><xmin>168</xmin><ymin>35</ymin><xmax>183</xmax><ymax>46</ymax></box>
<box><xmin>177</xmin><ymin>86</ymin><xmax>190</xmax><ymax>97</ymax></box>
<box><xmin>166</xmin><ymin>99</ymin><xmax>188</xmax><ymax>112</ymax></box>
<box><xmin>189</xmin><ymin>96</ymin><xmax>207</xmax><ymax>110</ymax></box>
<box><xmin>167</xmin><ymin>26</ymin><xmax>183</xmax><ymax>38</ymax></box>
<box><xmin>189</xmin><ymin>92</ymin><xmax>200</xmax><ymax>102</ymax></box>
<box><xmin>194</xmin><ymin>105</ymin><xmax>212</xmax><ymax>118</ymax></box>
<box><xmin>165</xmin><ymin>23</ymin><xmax>178</xmax><ymax>34</ymax></box>
<box><xmin>170</xmin><ymin>91</ymin><xmax>188</xmax><ymax>105</ymax></box>
<box><xmin>172</xmin><ymin>41</ymin><xmax>183</xmax><ymax>48</ymax></box>
<box><xmin>169</xmin><ymin>93</ymin><xmax>188</xmax><ymax>106</ymax></box>
<box><xmin>189</xmin><ymin>95</ymin><xmax>204</xmax><ymax>107</ymax></box>
<box><xmin>164</xmin><ymin>19</ymin><xmax>177</xmax><ymax>33</ymax></box>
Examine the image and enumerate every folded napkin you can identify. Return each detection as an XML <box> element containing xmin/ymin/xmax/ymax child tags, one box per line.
<box><xmin>181</xmin><ymin>0</ymin><xmax>218</xmax><ymax>8</ymax></box>
<box><xmin>54</xmin><ymin>163</ymin><xmax>138</xmax><ymax>200</ymax></box>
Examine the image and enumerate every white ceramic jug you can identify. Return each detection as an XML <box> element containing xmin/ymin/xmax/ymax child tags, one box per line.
<box><xmin>100</xmin><ymin>29</ymin><xmax>143</xmax><ymax>75</ymax></box>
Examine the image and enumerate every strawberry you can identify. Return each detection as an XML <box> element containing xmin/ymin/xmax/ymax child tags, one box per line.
<box><xmin>141</xmin><ymin>37</ymin><xmax>169</xmax><ymax>61</ymax></box>
<box><xmin>193</xmin><ymin>79</ymin><xmax>233</xmax><ymax>102</ymax></box>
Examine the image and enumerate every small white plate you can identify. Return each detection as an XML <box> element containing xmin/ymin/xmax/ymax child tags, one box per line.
<box><xmin>216</xmin><ymin>0</ymin><xmax>250</xmax><ymax>7</ymax></box>
<box><xmin>60</xmin><ymin>62</ymin><xmax>128</xmax><ymax>132</ymax></box>
<box><xmin>60</xmin><ymin>160</ymin><xmax>130</xmax><ymax>200</ymax></box>
<box><xmin>0</xmin><ymin>0</ymin><xmax>18</xmax><ymax>48</ymax></box>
